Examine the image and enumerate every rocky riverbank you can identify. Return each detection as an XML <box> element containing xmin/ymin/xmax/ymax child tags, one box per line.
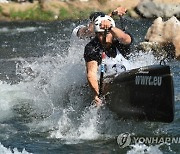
<box><xmin>0</xmin><ymin>0</ymin><xmax>180</xmax><ymax>21</ymax></box>
<box><xmin>0</xmin><ymin>0</ymin><xmax>179</xmax><ymax>60</ymax></box>
<box><xmin>139</xmin><ymin>16</ymin><xmax>180</xmax><ymax>60</ymax></box>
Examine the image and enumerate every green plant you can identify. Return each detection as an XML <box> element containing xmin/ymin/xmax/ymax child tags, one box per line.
<box><xmin>59</xmin><ymin>3</ymin><xmax>92</xmax><ymax>20</ymax></box>
<box><xmin>0</xmin><ymin>6</ymin><xmax>2</xmax><ymax>14</ymax></box>
<box><xmin>59</xmin><ymin>7</ymin><xmax>71</xmax><ymax>19</ymax></box>
<box><xmin>98</xmin><ymin>0</ymin><xmax>108</xmax><ymax>5</ymax></box>
<box><xmin>74</xmin><ymin>9</ymin><xmax>92</xmax><ymax>20</ymax></box>
<box><xmin>10</xmin><ymin>7</ymin><xmax>54</xmax><ymax>21</ymax></box>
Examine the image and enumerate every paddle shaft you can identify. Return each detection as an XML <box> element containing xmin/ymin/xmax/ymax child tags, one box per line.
<box><xmin>99</xmin><ymin>52</ymin><xmax>106</xmax><ymax>97</ymax></box>
<box><xmin>99</xmin><ymin>15</ymin><xmax>125</xmax><ymax>97</ymax></box>
<box><xmin>99</xmin><ymin>30</ymin><xmax>107</xmax><ymax>97</ymax></box>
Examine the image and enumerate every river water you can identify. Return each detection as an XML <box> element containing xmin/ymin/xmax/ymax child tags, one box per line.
<box><xmin>0</xmin><ymin>18</ymin><xmax>179</xmax><ymax>154</ymax></box>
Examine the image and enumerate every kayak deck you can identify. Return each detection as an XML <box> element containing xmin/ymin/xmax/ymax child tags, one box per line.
<box><xmin>104</xmin><ymin>65</ymin><xmax>174</xmax><ymax>123</ymax></box>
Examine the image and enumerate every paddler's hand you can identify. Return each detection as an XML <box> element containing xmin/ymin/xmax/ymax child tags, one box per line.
<box><xmin>110</xmin><ymin>7</ymin><xmax>127</xmax><ymax>16</ymax></box>
<box><xmin>100</xmin><ymin>19</ymin><xmax>112</xmax><ymax>31</ymax></box>
<box><xmin>94</xmin><ymin>95</ymin><xmax>102</xmax><ymax>107</ymax></box>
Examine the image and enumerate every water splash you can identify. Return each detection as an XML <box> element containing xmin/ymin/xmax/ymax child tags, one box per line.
<box><xmin>128</xmin><ymin>50</ymin><xmax>159</xmax><ymax>69</ymax></box>
<box><xmin>127</xmin><ymin>143</ymin><xmax>163</xmax><ymax>154</ymax></box>
<box><xmin>0</xmin><ymin>27</ymin><xmax>42</xmax><ymax>34</ymax></box>
<box><xmin>50</xmin><ymin>105</ymin><xmax>102</xmax><ymax>144</ymax></box>
<box><xmin>0</xmin><ymin>143</ymin><xmax>32</xmax><ymax>154</ymax></box>
<box><xmin>0</xmin><ymin>29</ymin><xmax>161</xmax><ymax>145</ymax></box>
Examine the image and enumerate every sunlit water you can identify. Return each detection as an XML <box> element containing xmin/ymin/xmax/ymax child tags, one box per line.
<box><xmin>0</xmin><ymin>19</ymin><xmax>179</xmax><ymax>154</ymax></box>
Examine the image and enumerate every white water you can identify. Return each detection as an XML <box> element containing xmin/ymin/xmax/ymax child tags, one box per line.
<box><xmin>0</xmin><ymin>32</ymin><xmax>163</xmax><ymax>153</ymax></box>
<box><xmin>0</xmin><ymin>27</ymin><xmax>42</xmax><ymax>34</ymax></box>
<box><xmin>0</xmin><ymin>143</ymin><xmax>31</xmax><ymax>154</ymax></box>
<box><xmin>127</xmin><ymin>143</ymin><xmax>163</xmax><ymax>154</ymax></box>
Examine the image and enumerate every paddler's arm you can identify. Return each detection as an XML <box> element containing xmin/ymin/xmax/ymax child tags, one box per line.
<box><xmin>86</xmin><ymin>61</ymin><xmax>102</xmax><ymax>105</ymax></box>
<box><xmin>77</xmin><ymin>22</ymin><xmax>95</xmax><ymax>39</ymax></box>
<box><xmin>110</xmin><ymin>27</ymin><xmax>132</xmax><ymax>45</ymax></box>
<box><xmin>108</xmin><ymin>6</ymin><xmax>127</xmax><ymax>17</ymax></box>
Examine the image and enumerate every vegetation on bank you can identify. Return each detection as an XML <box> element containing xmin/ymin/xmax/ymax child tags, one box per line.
<box><xmin>9</xmin><ymin>8</ymin><xmax>93</xmax><ymax>21</ymax></box>
<box><xmin>9</xmin><ymin>6</ymin><xmax>54</xmax><ymax>21</ymax></box>
<box><xmin>0</xmin><ymin>2</ymin><xmax>109</xmax><ymax>21</ymax></box>
<box><xmin>0</xmin><ymin>1</ymin><xmax>136</xmax><ymax>21</ymax></box>
<box><xmin>58</xmin><ymin>7</ymin><xmax>92</xmax><ymax>20</ymax></box>
<box><xmin>0</xmin><ymin>6</ymin><xmax>2</xmax><ymax>14</ymax></box>
<box><xmin>1</xmin><ymin>0</ymin><xmax>179</xmax><ymax>21</ymax></box>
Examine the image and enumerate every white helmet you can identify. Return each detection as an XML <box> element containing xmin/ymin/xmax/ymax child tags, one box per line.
<box><xmin>94</xmin><ymin>15</ymin><xmax>115</xmax><ymax>32</ymax></box>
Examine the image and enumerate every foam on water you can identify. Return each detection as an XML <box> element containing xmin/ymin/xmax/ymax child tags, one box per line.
<box><xmin>0</xmin><ymin>143</ymin><xmax>32</xmax><ymax>154</ymax></box>
<box><xmin>128</xmin><ymin>50</ymin><xmax>159</xmax><ymax>68</ymax></box>
<box><xmin>50</xmin><ymin>105</ymin><xmax>101</xmax><ymax>144</ymax></box>
<box><xmin>127</xmin><ymin>143</ymin><xmax>163</xmax><ymax>154</ymax></box>
<box><xmin>0</xmin><ymin>27</ymin><xmax>42</xmax><ymax>34</ymax></box>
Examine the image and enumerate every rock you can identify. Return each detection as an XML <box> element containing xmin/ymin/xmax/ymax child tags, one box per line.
<box><xmin>0</xmin><ymin>0</ymin><xmax>9</xmax><ymax>3</ymax></box>
<box><xmin>138</xmin><ymin>42</ymin><xmax>176</xmax><ymax>60</ymax></box>
<box><xmin>145</xmin><ymin>17</ymin><xmax>165</xmax><ymax>43</ymax></box>
<box><xmin>136</xmin><ymin>0</ymin><xmax>180</xmax><ymax>18</ymax></box>
<box><xmin>140</xmin><ymin>16</ymin><xmax>180</xmax><ymax>60</ymax></box>
<box><xmin>128</xmin><ymin>9</ymin><xmax>140</xmax><ymax>18</ymax></box>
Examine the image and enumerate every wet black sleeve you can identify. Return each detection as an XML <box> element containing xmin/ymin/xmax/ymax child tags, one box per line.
<box><xmin>84</xmin><ymin>41</ymin><xmax>102</xmax><ymax>64</ymax></box>
<box><xmin>115</xmin><ymin>32</ymin><xmax>134</xmax><ymax>59</ymax></box>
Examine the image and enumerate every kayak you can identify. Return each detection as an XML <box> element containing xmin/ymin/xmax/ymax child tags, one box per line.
<box><xmin>103</xmin><ymin>64</ymin><xmax>174</xmax><ymax>123</ymax></box>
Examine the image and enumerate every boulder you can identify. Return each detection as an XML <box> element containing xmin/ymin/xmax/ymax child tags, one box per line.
<box><xmin>136</xmin><ymin>0</ymin><xmax>180</xmax><ymax>18</ymax></box>
<box><xmin>139</xmin><ymin>16</ymin><xmax>180</xmax><ymax>60</ymax></box>
<box><xmin>138</xmin><ymin>42</ymin><xmax>176</xmax><ymax>60</ymax></box>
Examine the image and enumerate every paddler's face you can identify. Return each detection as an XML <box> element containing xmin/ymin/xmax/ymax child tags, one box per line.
<box><xmin>96</xmin><ymin>32</ymin><xmax>113</xmax><ymax>47</ymax></box>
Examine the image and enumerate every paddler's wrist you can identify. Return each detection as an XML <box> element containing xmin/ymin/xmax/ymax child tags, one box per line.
<box><xmin>94</xmin><ymin>93</ymin><xmax>99</xmax><ymax>98</ymax></box>
<box><xmin>109</xmin><ymin>26</ymin><xmax>115</xmax><ymax>32</ymax></box>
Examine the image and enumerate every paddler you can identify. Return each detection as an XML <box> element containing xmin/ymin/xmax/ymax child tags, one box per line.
<box><xmin>84</xmin><ymin>15</ymin><xmax>132</xmax><ymax>106</ymax></box>
<box><xmin>72</xmin><ymin>6</ymin><xmax>127</xmax><ymax>40</ymax></box>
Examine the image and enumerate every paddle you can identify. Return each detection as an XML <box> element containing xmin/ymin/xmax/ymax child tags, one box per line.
<box><xmin>98</xmin><ymin>13</ymin><xmax>125</xmax><ymax>98</ymax></box>
<box><xmin>99</xmin><ymin>29</ymin><xmax>107</xmax><ymax>98</ymax></box>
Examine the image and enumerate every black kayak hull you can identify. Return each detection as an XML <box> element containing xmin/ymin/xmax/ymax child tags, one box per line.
<box><xmin>104</xmin><ymin>65</ymin><xmax>174</xmax><ymax>123</ymax></box>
